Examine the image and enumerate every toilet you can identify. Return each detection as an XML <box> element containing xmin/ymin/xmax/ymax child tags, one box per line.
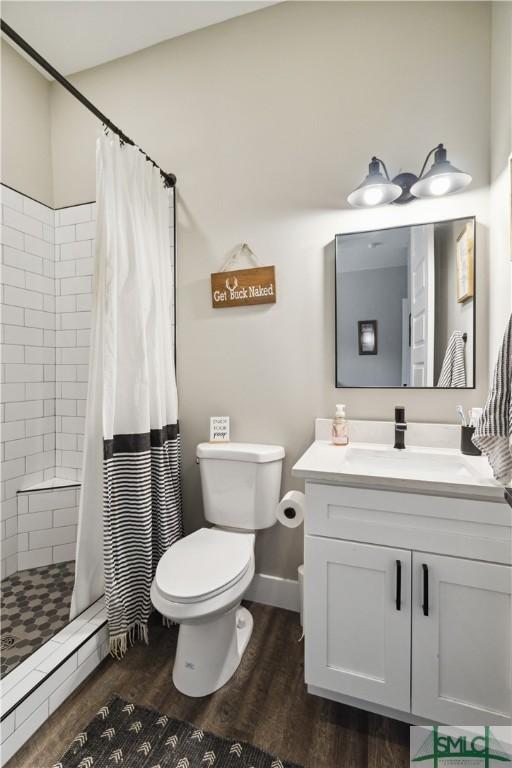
<box><xmin>150</xmin><ymin>441</ymin><xmax>285</xmax><ymax>697</ymax></box>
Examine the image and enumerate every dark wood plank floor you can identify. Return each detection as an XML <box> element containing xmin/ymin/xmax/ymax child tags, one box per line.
<box><xmin>7</xmin><ymin>603</ymin><xmax>410</xmax><ymax>768</ymax></box>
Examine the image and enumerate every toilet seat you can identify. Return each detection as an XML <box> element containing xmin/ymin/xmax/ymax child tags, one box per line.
<box><xmin>154</xmin><ymin>528</ymin><xmax>253</xmax><ymax>604</ymax></box>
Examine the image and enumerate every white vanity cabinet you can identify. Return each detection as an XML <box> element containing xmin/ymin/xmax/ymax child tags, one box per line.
<box><xmin>303</xmin><ymin>482</ymin><xmax>512</xmax><ymax>725</ymax></box>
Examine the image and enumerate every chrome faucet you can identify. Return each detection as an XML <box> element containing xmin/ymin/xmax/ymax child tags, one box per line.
<box><xmin>394</xmin><ymin>406</ymin><xmax>407</xmax><ymax>450</ymax></box>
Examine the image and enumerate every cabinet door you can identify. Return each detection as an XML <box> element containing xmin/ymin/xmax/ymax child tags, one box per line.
<box><xmin>304</xmin><ymin>536</ymin><xmax>411</xmax><ymax>711</ymax></box>
<box><xmin>412</xmin><ymin>553</ymin><xmax>511</xmax><ymax>724</ymax></box>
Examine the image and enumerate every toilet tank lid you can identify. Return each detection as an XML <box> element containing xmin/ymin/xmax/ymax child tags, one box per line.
<box><xmin>197</xmin><ymin>442</ymin><xmax>285</xmax><ymax>463</ymax></box>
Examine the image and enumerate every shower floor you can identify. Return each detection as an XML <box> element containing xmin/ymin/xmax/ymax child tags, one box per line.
<box><xmin>0</xmin><ymin>561</ymin><xmax>75</xmax><ymax>679</ymax></box>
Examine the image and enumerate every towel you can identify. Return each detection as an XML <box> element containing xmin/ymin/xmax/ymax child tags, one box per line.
<box><xmin>437</xmin><ymin>331</ymin><xmax>466</xmax><ymax>387</ymax></box>
<box><xmin>472</xmin><ymin>315</ymin><xmax>512</xmax><ymax>483</ymax></box>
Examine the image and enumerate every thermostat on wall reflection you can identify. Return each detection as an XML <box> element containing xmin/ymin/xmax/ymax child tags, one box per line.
<box><xmin>210</xmin><ymin>416</ymin><xmax>230</xmax><ymax>443</ymax></box>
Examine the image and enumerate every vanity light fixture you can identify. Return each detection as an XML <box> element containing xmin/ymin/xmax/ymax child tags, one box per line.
<box><xmin>348</xmin><ymin>144</ymin><xmax>472</xmax><ymax>207</ymax></box>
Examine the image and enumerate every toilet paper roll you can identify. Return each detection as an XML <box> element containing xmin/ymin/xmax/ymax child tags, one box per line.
<box><xmin>276</xmin><ymin>490</ymin><xmax>305</xmax><ymax>528</ymax></box>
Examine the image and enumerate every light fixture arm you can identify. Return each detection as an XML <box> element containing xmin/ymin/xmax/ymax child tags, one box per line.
<box><xmin>370</xmin><ymin>156</ymin><xmax>391</xmax><ymax>181</ymax></box>
<box><xmin>417</xmin><ymin>143</ymin><xmax>445</xmax><ymax>180</ymax></box>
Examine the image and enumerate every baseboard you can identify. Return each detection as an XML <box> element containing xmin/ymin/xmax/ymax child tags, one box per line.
<box><xmin>245</xmin><ymin>572</ymin><xmax>300</xmax><ymax>613</ymax></box>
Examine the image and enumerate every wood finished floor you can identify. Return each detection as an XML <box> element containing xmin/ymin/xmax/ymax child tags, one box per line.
<box><xmin>7</xmin><ymin>603</ymin><xmax>410</xmax><ymax>768</ymax></box>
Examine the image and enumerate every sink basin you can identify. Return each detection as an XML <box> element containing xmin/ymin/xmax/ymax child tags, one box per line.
<box><xmin>343</xmin><ymin>444</ymin><xmax>482</xmax><ymax>483</ymax></box>
<box><xmin>292</xmin><ymin>439</ymin><xmax>503</xmax><ymax>500</ymax></box>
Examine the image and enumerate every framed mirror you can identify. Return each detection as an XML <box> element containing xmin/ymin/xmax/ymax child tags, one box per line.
<box><xmin>335</xmin><ymin>217</ymin><xmax>475</xmax><ymax>388</ymax></box>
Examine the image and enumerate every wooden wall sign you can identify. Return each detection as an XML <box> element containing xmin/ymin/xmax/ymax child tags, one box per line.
<box><xmin>211</xmin><ymin>266</ymin><xmax>276</xmax><ymax>308</ymax></box>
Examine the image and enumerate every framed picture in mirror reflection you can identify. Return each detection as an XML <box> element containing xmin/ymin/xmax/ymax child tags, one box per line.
<box><xmin>456</xmin><ymin>222</ymin><xmax>474</xmax><ymax>303</ymax></box>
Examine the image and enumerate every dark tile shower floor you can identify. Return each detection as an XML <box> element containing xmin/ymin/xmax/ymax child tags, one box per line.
<box><xmin>0</xmin><ymin>561</ymin><xmax>75</xmax><ymax>679</ymax></box>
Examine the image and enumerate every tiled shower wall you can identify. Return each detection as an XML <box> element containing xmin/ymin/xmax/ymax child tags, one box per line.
<box><xmin>1</xmin><ymin>184</ymin><xmax>175</xmax><ymax>579</ymax></box>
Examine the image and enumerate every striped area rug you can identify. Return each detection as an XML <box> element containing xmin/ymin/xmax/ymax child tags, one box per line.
<box><xmin>52</xmin><ymin>695</ymin><xmax>302</xmax><ymax>768</ymax></box>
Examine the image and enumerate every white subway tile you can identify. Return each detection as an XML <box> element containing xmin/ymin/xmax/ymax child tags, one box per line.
<box><xmin>43</xmin><ymin>329</ymin><xmax>56</xmax><ymax>347</ymax></box>
<box><xmin>1</xmin><ymin>307</ymin><xmax>25</xmax><ymax>326</ymax></box>
<box><xmin>25</xmin><ymin>382</ymin><xmax>55</xmax><ymax>399</ymax></box>
<box><xmin>1</xmin><ymin>498</ymin><xmax>17</xmax><ymax>521</ymax></box>
<box><xmin>75</xmin><ymin>294</ymin><xmax>92</xmax><ymax>311</ymax></box>
<box><xmin>1</xmin><ymin>186</ymin><xmax>24</xmax><ymax>211</ymax></box>
<box><xmin>76</xmin><ymin>365</ymin><xmax>89</xmax><ymax>382</ymax></box>
<box><xmin>3</xmin><ymin>207</ymin><xmax>43</xmax><ymax>238</ymax></box>
<box><xmin>25</xmin><ymin>346</ymin><xmax>55</xmax><ymax>365</ymax></box>
<box><xmin>55</xmin><ymin>365</ymin><xmax>76</xmax><ymax>382</ymax></box>
<box><xmin>0</xmin><ymin>670</ymin><xmax>46</xmax><ymax>717</ymax></box>
<box><xmin>18</xmin><ymin>509</ymin><xmax>52</xmax><ymax>533</ymax></box>
<box><xmin>53</xmin><ymin>506</ymin><xmax>78</xmax><ymax>527</ymax></box>
<box><xmin>56</xmin><ymin>399</ymin><xmax>76</xmax><ymax>416</ymax></box>
<box><xmin>42</xmin><ymin>223</ymin><xmax>54</xmax><ymax>244</ymax></box>
<box><xmin>25</xmin><ymin>309</ymin><xmax>55</xmax><ymax>330</ymax></box>
<box><xmin>5</xmin><ymin>516</ymin><xmax>17</xmax><ymax>538</ymax></box>
<box><xmin>54</xmin><ymin>225</ymin><xmax>75</xmax><ymax>244</ymax></box>
<box><xmin>24</xmin><ymin>234</ymin><xmax>53</xmax><ymax>261</ymax></box>
<box><xmin>28</xmin><ymin>488</ymin><xmax>77</xmax><ymax>512</ymax></box>
<box><xmin>43</xmin><ymin>294</ymin><xmax>56</xmax><ymax>313</ymax></box>
<box><xmin>26</xmin><ymin>451</ymin><xmax>54</xmax><ymax>473</ymax></box>
<box><xmin>1</xmin><ymin>534</ymin><xmax>18</xmax><ymax>558</ymax></box>
<box><xmin>60</xmin><ymin>312</ymin><xmax>91</xmax><ymax>330</ymax></box>
<box><xmin>60</xmin><ymin>451</ymin><xmax>82</xmax><ymax>469</ymax></box>
<box><xmin>55</xmin><ymin>295</ymin><xmax>76</xmax><ymax>313</ymax></box>
<box><xmin>1</xmin><ymin>265</ymin><xmax>25</xmax><ymax>288</ymax></box>
<box><xmin>1</xmin><ymin>700</ymin><xmax>49</xmax><ymax>763</ymax></box>
<box><xmin>75</xmin><ymin>221</ymin><xmax>96</xmax><ymax>241</ymax></box>
<box><xmin>60</xmin><ymin>347</ymin><xmax>89</xmax><ymax>365</ymax></box>
<box><xmin>17</xmin><ymin>531</ymin><xmax>28</xmax><ymax>551</ymax></box>
<box><xmin>0</xmin><ymin>225</ymin><xmax>24</xmax><ymax>250</ymax></box>
<box><xmin>17</xmin><ymin>495</ymin><xmax>28</xmax><ymax>514</ymax></box>
<box><xmin>29</xmin><ymin>525</ymin><xmax>76</xmax><ymax>550</ymax></box>
<box><xmin>14</xmin><ymin>656</ymin><xmax>76</xmax><ymax>729</ymax></box>
<box><xmin>3</xmin><ymin>245</ymin><xmax>42</xmax><ymax>274</ymax></box>
<box><xmin>1</xmin><ymin>383</ymin><xmax>26</xmax><ymax>402</ymax></box>
<box><xmin>44</xmin><ymin>400</ymin><xmax>55</xmax><ymax>417</ymax></box>
<box><xmin>60</xmin><ymin>240</ymin><xmax>91</xmax><ymax>261</ymax></box>
<box><xmin>53</xmin><ymin>541</ymin><xmax>76</xmax><ymax>563</ymax></box>
<box><xmin>1</xmin><ymin>421</ymin><xmax>25</xmax><ymax>442</ymax></box>
<box><xmin>55</xmin><ymin>260</ymin><xmax>76</xmax><ymax>279</ymax></box>
<box><xmin>55</xmin><ymin>330</ymin><xmax>76</xmax><ymax>347</ymax></box>
<box><xmin>57</xmin><ymin>205</ymin><xmax>91</xmax><ymax>226</ymax></box>
<box><xmin>25</xmin><ymin>272</ymin><xmax>54</xmax><ymax>295</ymax></box>
<box><xmin>3</xmin><ymin>325</ymin><xmax>43</xmax><ymax>346</ymax></box>
<box><xmin>4</xmin><ymin>364</ymin><xmax>43</xmax><ymax>383</ymax></box>
<box><xmin>44</xmin><ymin>364</ymin><xmax>55</xmax><ymax>382</ymax></box>
<box><xmin>1</xmin><ymin>456</ymin><xmax>25</xmax><ymax>480</ymax></box>
<box><xmin>60</xmin><ymin>276</ymin><xmax>91</xmax><ymax>295</ymax></box>
<box><xmin>3</xmin><ymin>285</ymin><xmax>43</xmax><ymax>310</ymax></box>
<box><xmin>76</xmin><ymin>257</ymin><xmax>94</xmax><ymax>277</ymax></box>
<box><xmin>5</xmin><ymin>400</ymin><xmax>43</xmax><ymax>421</ymax></box>
<box><xmin>0</xmin><ymin>711</ymin><xmax>15</xmax><ymax>743</ymax></box>
<box><xmin>1</xmin><ymin>345</ymin><xmax>24</xmax><ymax>363</ymax></box>
<box><xmin>43</xmin><ymin>258</ymin><xmax>55</xmax><ymax>279</ymax></box>
<box><xmin>25</xmin><ymin>417</ymin><xmax>54</xmax><ymax>437</ymax></box>
<box><xmin>18</xmin><ymin>547</ymin><xmax>52</xmax><ymax>569</ymax></box>
<box><xmin>60</xmin><ymin>416</ymin><xmax>85</xmax><ymax>434</ymax></box>
<box><xmin>76</xmin><ymin>400</ymin><xmax>86</xmax><ymax>417</ymax></box>
<box><xmin>76</xmin><ymin>330</ymin><xmax>90</xmax><ymax>347</ymax></box>
<box><xmin>56</xmin><ymin>432</ymin><xmax>76</xmax><ymax>451</ymax></box>
<box><xmin>61</xmin><ymin>382</ymin><xmax>87</xmax><ymax>399</ymax></box>
<box><xmin>23</xmin><ymin>197</ymin><xmax>53</xmax><ymax>226</ymax></box>
<box><xmin>44</xmin><ymin>433</ymin><xmax>55</xmax><ymax>452</ymax></box>
<box><xmin>5</xmin><ymin>436</ymin><xmax>43</xmax><ymax>460</ymax></box>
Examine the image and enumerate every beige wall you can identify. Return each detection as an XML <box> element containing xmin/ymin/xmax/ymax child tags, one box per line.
<box><xmin>1</xmin><ymin>41</ymin><xmax>53</xmax><ymax>206</ymax></box>
<box><xmin>4</xmin><ymin>2</ymin><xmax>498</xmax><ymax>579</ymax></box>
<box><xmin>488</xmin><ymin>2</ymin><xmax>512</xmax><ymax>365</ymax></box>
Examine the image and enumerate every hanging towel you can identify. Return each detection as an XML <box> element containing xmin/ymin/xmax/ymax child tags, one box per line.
<box><xmin>437</xmin><ymin>331</ymin><xmax>466</xmax><ymax>387</ymax></box>
<box><xmin>473</xmin><ymin>315</ymin><xmax>512</xmax><ymax>483</ymax></box>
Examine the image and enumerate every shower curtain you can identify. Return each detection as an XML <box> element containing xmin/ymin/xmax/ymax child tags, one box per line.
<box><xmin>71</xmin><ymin>131</ymin><xmax>182</xmax><ymax>656</ymax></box>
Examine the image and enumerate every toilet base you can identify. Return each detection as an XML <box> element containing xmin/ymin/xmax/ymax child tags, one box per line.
<box><xmin>172</xmin><ymin>605</ymin><xmax>253</xmax><ymax>697</ymax></box>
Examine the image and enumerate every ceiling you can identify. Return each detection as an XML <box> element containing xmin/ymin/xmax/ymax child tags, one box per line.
<box><xmin>1</xmin><ymin>1</ymin><xmax>277</xmax><ymax>76</ymax></box>
<box><xmin>337</xmin><ymin>227</ymin><xmax>410</xmax><ymax>273</ymax></box>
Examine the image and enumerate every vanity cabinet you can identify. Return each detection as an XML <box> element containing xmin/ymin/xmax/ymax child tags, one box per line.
<box><xmin>304</xmin><ymin>482</ymin><xmax>512</xmax><ymax>725</ymax></box>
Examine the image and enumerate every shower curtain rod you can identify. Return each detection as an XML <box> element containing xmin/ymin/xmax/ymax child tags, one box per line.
<box><xmin>0</xmin><ymin>19</ymin><xmax>177</xmax><ymax>188</ymax></box>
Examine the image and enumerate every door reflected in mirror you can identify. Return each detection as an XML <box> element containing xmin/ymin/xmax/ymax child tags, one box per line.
<box><xmin>335</xmin><ymin>217</ymin><xmax>475</xmax><ymax>388</ymax></box>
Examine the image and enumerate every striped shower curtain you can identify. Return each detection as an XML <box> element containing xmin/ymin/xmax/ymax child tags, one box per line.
<box><xmin>71</xmin><ymin>131</ymin><xmax>182</xmax><ymax>656</ymax></box>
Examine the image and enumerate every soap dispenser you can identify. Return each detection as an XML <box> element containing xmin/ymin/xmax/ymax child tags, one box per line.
<box><xmin>332</xmin><ymin>404</ymin><xmax>349</xmax><ymax>446</ymax></box>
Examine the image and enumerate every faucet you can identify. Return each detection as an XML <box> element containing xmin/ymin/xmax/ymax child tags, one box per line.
<box><xmin>394</xmin><ymin>406</ymin><xmax>407</xmax><ymax>450</ymax></box>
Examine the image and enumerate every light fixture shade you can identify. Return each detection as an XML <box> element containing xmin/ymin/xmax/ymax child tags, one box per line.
<box><xmin>410</xmin><ymin>146</ymin><xmax>472</xmax><ymax>199</ymax></box>
<box><xmin>347</xmin><ymin>158</ymin><xmax>402</xmax><ymax>208</ymax></box>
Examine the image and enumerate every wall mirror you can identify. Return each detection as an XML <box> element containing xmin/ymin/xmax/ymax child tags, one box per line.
<box><xmin>335</xmin><ymin>217</ymin><xmax>475</xmax><ymax>388</ymax></box>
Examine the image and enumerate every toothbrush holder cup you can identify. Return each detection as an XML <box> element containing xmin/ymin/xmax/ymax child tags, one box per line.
<box><xmin>461</xmin><ymin>426</ymin><xmax>481</xmax><ymax>456</ymax></box>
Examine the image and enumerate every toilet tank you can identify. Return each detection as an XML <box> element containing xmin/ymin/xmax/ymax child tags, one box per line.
<box><xmin>196</xmin><ymin>442</ymin><xmax>285</xmax><ymax>530</ymax></box>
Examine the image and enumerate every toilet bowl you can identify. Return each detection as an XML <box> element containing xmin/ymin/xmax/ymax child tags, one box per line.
<box><xmin>151</xmin><ymin>442</ymin><xmax>284</xmax><ymax>697</ymax></box>
<box><xmin>150</xmin><ymin>527</ymin><xmax>256</xmax><ymax>696</ymax></box>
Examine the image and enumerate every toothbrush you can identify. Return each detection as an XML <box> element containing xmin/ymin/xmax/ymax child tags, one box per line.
<box><xmin>456</xmin><ymin>405</ymin><xmax>467</xmax><ymax>427</ymax></box>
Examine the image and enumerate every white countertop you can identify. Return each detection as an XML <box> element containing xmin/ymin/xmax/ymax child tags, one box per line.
<box><xmin>292</xmin><ymin>439</ymin><xmax>505</xmax><ymax>502</ymax></box>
